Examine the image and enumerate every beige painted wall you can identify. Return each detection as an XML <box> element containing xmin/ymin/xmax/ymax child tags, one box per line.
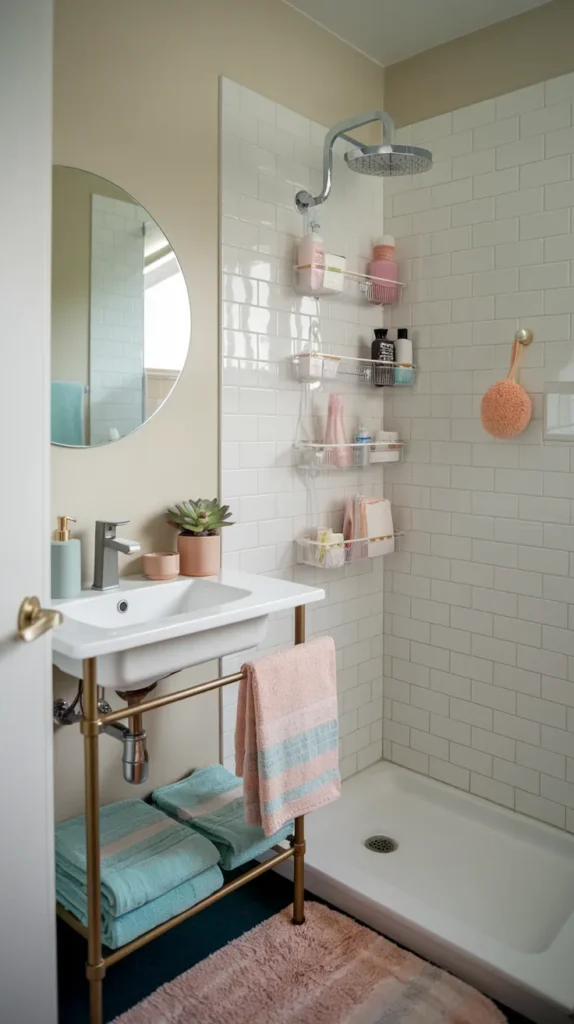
<box><xmin>385</xmin><ymin>0</ymin><xmax>574</xmax><ymax>126</ymax></box>
<box><xmin>51</xmin><ymin>167</ymin><xmax>131</xmax><ymax>388</ymax></box>
<box><xmin>52</xmin><ymin>0</ymin><xmax>384</xmax><ymax>819</ymax></box>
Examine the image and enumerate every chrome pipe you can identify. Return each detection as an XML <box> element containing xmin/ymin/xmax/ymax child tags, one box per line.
<box><xmin>122</xmin><ymin>730</ymin><xmax>148</xmax><ymax>785</ymax></box>
<box><xmin>295</xmin><ymin>110</ymin><xmax>395</xmax><ymax>212</ymax></box>
<box><xmin>102</xmin><ymin>722</ymin><xmax>149</xmax><ymax>785</ymax></box>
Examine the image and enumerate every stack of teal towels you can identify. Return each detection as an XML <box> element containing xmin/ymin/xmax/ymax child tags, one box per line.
<box><xmin>55</xmin><ymin>800</ymin><xmax>222</xmax><ymax>949</ymax></box>
<box><xmin>152</xmin><ymin>764</ymin><xmax>292</xmax><ymax>869</ymax></box>
<box><xmin>55</xmin><ymin>765</ymin><xmax>292</xmax><ymax>949</ymax></box>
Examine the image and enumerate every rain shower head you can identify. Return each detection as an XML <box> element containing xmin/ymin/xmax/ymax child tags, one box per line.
<box><xmin>295</xmin><ymin>110</ymin><xmax>432</xmax><ymax>212</ymax></box>
<box><xmin>344</xmin><ymin>143</ymin><xmax>432</xmax><ymax>177</ymax></box>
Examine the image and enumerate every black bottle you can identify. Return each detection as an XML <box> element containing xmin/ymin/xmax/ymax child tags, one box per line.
<box><xmin>371</xmin><ymin>328</ymin><xmax>394</xmax><ymax>387</ymax></box>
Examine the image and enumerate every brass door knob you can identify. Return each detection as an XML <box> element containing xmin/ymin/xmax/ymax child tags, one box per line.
<box><xmin>18</xmin><ymin>596</ymin><xmax>63</xmax><ymax>642</ymax></box>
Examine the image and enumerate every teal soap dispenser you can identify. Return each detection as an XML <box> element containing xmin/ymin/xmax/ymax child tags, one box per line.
<box><xmin>51</xmin><ymin>516</ymin><xmax>82</xmax><ymax>599</ymax></box>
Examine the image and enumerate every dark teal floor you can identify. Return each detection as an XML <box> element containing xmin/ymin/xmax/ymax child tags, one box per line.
<box><xmin>57</xmin><ymin>867</ymin><xmax>290</xmax><ymax>1023</ymax></box>
<box><xmin>57</xmin><ymin>870</ymin><xmax>533</xmax><ymax>1024</ymax></box>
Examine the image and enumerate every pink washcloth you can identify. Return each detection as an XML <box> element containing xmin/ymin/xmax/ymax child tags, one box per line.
<box><xmin>235</xmin><ymin>637</ymin><xmax>340</xmax><ymax>837</ymax></box>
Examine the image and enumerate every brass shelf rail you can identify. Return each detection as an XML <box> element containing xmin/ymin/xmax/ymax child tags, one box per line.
<box><xmin>57</xmin><ymin>605</ymin><xmax>307</xmax><ymax>1024</ymax></box>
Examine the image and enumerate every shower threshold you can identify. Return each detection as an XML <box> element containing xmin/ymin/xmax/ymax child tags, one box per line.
<box><xmin>269</xmin><ymin>762</ymin><xmax>574</xmax><ymax>1024</ymax></box>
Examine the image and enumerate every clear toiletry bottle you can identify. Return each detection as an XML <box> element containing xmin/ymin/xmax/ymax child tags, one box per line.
<box><xmin>51</xmin><ymin>515</ymin><xmax>82</xmax><ymax>599</ymax></box>
<box><xmin>354</xmin><ymin>423</ymin><xmax>372</xmax><ymax>467</ymax></box>
<box><xmin>297</xmin><ymin>220</ymin><xmax>325</xmax><ymax>294</ymax></box>
<box><xmin>394</xmin><ymin>328</ymin><xmax>414</xmax><ymax>385</ymax></box>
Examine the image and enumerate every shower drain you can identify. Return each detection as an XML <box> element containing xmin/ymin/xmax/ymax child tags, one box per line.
<box><xmin>364</xmin><ymin>835</ymin><xmax>398</xmax><ymax>854</ymax></box>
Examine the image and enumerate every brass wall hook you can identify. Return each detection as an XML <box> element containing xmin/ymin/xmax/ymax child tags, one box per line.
<box><xmin>515</xmin><ymin>328</ymin><xmax>533</xmax><ymax>346</ymax></box>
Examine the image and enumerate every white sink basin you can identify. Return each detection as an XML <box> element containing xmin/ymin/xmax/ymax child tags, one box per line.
<box><xmin>52</xmin><ymin>570</ymin><xmax>324</xmax><ymax>690</ymax></box>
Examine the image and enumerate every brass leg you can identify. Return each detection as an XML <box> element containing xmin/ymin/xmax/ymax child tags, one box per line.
<box><xmin>292</xmin><ymin>815</ymin><xmax>306</xmax><ymax>925</ymax></box>
<box><xmin>89</xmin><ymin>977</ymin><xmax>103</xmax><ymax>1024</ymax></box>
<box><xmin>292</xmin><ymin>606</ymin><xmax>306</xmax><ymax>925</ymax></box>
<box><xmin>82</xmin><ymin>659</ymin><xmax>105</xmax><ymax>1024</ymax></box>
<box><xmin>294</xmin><ymin>604</ymin><xmax>305</xmax><ymax>647</ymax></box>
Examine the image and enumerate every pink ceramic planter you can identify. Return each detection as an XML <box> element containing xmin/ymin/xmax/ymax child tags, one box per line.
<box><xmin>177</xmin><ymin>534</ymin><xmax>221</xmax><ymax>577</ymax></box>
<box><xmin>142</xmin><ymin>552</ymin><xmax>180</xmax><ymax>581</ymax></box>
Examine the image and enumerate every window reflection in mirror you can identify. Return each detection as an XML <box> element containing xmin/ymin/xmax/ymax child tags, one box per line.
<box><xmin>51</xmin><ymin>166</ymin><xmax>190</xmax><ymax>447</ymax></box>
<box><xmin>545</xmin><ymin>384</ymin><xmax>574</xmax><ymax>442</ymax></box>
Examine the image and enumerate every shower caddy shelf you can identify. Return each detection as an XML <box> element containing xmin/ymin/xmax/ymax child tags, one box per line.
<box><xmin>294</xmin><ymin>352</ymin><xmax>415</xmax><ymax>386</ymax></box>
<box><xmin>297</xmin><ymin>530</ymin><xmax>404</xmax><ymax>568</ymax></box>
<box><xmin>293</xmin><ymin>264</ymin><xmax>406</xmax><ymax>304</ymax></box>
<box><xmin>294</xmin><ymin>440</ymin><xmax>404</xmax><ymax>469</ymax></box>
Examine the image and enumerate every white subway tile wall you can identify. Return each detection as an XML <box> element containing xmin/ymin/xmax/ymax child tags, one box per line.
<box><xmin>384</xmin><ymin>74</ymin><xmax>574</xmax><ymax>833</ymax></box>
<box><xmin>90</xmin><ymin>195</ymin><xmax>146</xmax><ymax>445</ymax></box>
<box><xmin>219</xmin><ymin>80</ymin><xmax>388</xmax><ymax>775</ymax></box>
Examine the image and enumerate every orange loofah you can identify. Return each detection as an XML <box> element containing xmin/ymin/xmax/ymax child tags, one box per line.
<box><xmin>481</xmin><ymin>339</ymin><xmax>531</xmax><ymax>439</ymax></box>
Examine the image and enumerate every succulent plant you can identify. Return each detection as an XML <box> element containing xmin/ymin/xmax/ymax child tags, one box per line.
<box><xmin>166</xmin><ymin>498</ymin><xmax>234</xmax><ymax>537</ymax></box>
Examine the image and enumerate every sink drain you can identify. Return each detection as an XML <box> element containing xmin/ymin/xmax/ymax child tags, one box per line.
<box><xmin>364</xmin><ymin>835</ymin><xmax>398</xmax><ymax>854</ymax></box>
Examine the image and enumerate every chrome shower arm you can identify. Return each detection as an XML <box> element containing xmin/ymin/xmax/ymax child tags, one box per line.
<box><xmin>295</xmin><ymin>110</ymin><xmax>395</xmax><ymax>213</ymax></box>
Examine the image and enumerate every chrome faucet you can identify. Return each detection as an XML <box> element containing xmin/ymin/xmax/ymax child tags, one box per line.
<box><xmin>92</xmin><ymin>520</ymin><xmax>141</xmax><ymax>591</ymax></box>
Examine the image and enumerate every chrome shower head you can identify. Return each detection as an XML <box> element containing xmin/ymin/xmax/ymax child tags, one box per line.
<box><xmin>345</xmin><ymin>143</ymin><xmax>432</xmax><ymax>177</ymax></box>
<box><xmin>295</xmin><ymin>109</ymin><xmax>433</xmax><ymax>212</ymax></box>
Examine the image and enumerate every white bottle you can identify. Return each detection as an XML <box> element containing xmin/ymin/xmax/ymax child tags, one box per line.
<box><xmin>297</xmin><ymin>221</ymin><xmax>325</xmax><ymax>294</ymax></box>
<box><xmin>394</xmin><ymin>328</ymin><xmax>414</xmax><ymax>385</ymax></box>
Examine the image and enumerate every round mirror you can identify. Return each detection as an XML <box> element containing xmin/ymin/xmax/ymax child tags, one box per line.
<box><xmin>51</xmin><ymin>166</ymin><xmax>190</xmax><ymax>447</ymax></box>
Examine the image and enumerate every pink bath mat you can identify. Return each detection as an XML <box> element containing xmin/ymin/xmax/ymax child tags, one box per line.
<box><xmin>112</xmin><ymin>902</ymin><xmax>506</xmax><ymax>1024</ymax></box>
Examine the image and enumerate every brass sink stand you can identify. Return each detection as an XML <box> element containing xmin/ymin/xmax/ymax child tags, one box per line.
<box><xmin>56</xmin><ymin>606</ymin><xmax>307</xmax><ymax>1024</ymax></box>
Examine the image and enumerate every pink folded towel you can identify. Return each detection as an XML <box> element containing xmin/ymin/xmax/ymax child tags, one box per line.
<box><xmin>235</xmin><ymin>637</ymin><xmax>340</xmax><ymax>837</ymax></box>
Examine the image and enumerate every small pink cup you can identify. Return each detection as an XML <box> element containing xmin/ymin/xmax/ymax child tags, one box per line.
<box><xmin>142</xmin><ymin>552</ymin><xmax>180</xmax><ymax>581</ymax></box>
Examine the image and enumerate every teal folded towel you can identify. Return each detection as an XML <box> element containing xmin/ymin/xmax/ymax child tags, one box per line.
<box><xmin>56</xmin><ymin>863</ymin><xmax>223</xmax><ymax>949</ymax></box>
<box><xmin>55</xmin><ymin>799</ymin><xmax>220</xmax><ymax>918</ymax></box>
<box><xmin>51</xmin><ymin>380</ymin><xmax>85</xmax><ymax>446</ymax></box>
<box><xmin>152</xmin><ymin>765</ymin><xmax>293</xmax><ymax>871</ymax></box>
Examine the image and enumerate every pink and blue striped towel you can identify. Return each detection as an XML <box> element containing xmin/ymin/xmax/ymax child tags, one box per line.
<box><xmin>235</xmin><ymin>636</ymin><xmax>340</xmax><ymax>837</ymax></box>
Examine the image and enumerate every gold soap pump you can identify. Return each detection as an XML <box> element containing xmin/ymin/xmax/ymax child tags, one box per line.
<box><xmin>54</xmin><ymin>515</ymin><xmax>75</xmax><ymax>541</ymax></box>
<box><xmin>51</xmin><ymin>515</ymin><xmax>82</xmax><ymax>599</ymax></box>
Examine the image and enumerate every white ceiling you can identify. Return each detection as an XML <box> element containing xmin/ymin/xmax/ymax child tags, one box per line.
<box><xmin>282</xmin><ymin>0</ymin><xmax>554</xmax><ymax>65</ymax></box>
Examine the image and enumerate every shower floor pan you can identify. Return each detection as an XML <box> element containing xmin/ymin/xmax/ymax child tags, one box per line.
<box><xmin>274</xmin><ymin>762</ymin><xmax>574</xmax><ymax>1023</ymax></box>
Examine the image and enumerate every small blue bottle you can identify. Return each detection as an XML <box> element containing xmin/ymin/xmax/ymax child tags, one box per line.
<box><xmin>354</xmin><ymin>424</ymin><xmax>372</xmax><ymax>467</ymax></box>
